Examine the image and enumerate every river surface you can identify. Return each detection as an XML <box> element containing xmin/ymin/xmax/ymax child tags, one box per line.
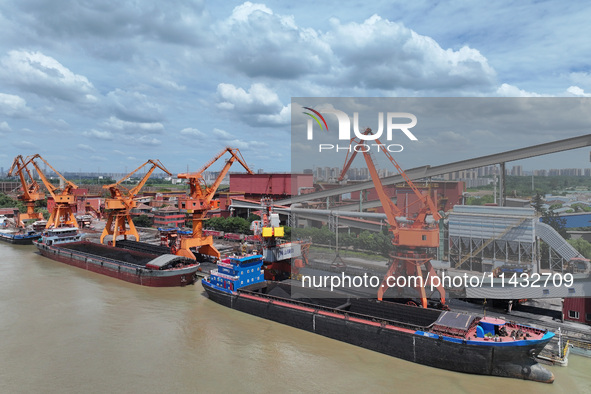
<box><xmin>1</xmin><ymin>242</ymin><xmax>590</xmax><ymax>393</ymax></box>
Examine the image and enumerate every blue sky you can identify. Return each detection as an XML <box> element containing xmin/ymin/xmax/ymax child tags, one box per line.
<box><xmin>1</xmin><ymin>1</ymin><xmax>591</xmax><ymax>175</ymax></box>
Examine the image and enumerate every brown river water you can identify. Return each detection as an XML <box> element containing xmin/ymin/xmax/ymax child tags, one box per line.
<box><xmin>1</xmin><ymin>242</ymin><xmax>590</xmax><ymax>393</ymax></box>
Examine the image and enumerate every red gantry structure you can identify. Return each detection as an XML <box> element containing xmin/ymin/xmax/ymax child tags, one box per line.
<box><xmin>176</xmin><ymin>147</ymin><xmax>254</xmax><ymax>260</ymax></box>
<box><xmin>7</xmin><ymin>155</ymin><xmax>45</xmax><ymax>227</ymax></box>
<box><xmin>100</xmin><ymin>160</ymin><xmax>171</xmax><ymax>246</ymax></box>
<box><xmin>339</xmin><ymin>128</ymin><xmax>446</xmax><ymax>309</ymax></box>
<box><xmin>25</xmin><ymin>154</ymin><xmax>79</xmax><ymax>229</ymax></box>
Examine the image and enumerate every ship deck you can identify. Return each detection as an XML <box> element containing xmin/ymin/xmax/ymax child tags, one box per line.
<box><xmin>240</xmin><ymin>281</ymin><xmax>443</xmax><ymax>331</ymax></box>
<box><xmin>239</xmin><ymin>282</ymin><xmax>551</xmax><ymax>343</ymax></box>
<box><xmin>59</xmin><ymin>241</ymin><xmax>157</xmax><ymax>267</ymax></box>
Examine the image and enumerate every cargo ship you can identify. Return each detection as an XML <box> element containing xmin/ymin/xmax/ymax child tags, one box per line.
<box><xmin>34</xmin><ymin>227</ymin><xmax>200</xmax><ymax>287</ymax></box>
<box><xmin>202</xmin><ymin>254</ymin><xmax>556</xmax><ymax>383</ymax></box>
<box><xmin>0</xmin><ymin>228</ymin><xmax>40</xmax><ymax>244</ymax></box>
<box><xmin>0</xmin><ymin>215</ymin><xmax>40</xmax><ymax>244</ymax></box>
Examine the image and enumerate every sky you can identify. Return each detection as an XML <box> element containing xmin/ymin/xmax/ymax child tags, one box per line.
<box><xmin>1</xmin><ymin>1</ymin><xmax>591</xmax><ymax>175</ymax></box>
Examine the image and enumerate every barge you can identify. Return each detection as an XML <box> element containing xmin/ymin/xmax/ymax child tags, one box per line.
<box><xmin>34</xmin><ymin>227</ymin><xmax>199</xmax><ymax>287</ymax></box>
<box><xmin>0</xmin><ymin>228</ymin><xmax>40</xmax><ymax>245</ymax></box>
<box><xmin>202</xmin><ymin>254</ymin><xmax>556</xmax><ymax>383</ymax></box>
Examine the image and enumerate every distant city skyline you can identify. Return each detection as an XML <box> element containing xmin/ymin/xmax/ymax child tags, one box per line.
<box><xmin>310</xmin><ymin>164</ymin><xmax>591</xmax><ymax>184</ymax></box>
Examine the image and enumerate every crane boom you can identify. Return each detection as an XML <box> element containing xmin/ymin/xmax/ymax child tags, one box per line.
<box><xmin>100</xmin><ymin>160</ymin><xmax>172</xmax><ymax>246</ymax></box>
<box><xmin>24</xmin><ymin>154</ymin><xmax>78</xmax><ymax>229</ymax></box>
<box><xmin>27</xmin><ymin>154</ymin><xmax>77</xmax><ymax>197</ymax></box>
<box><xmin>339</xmin><ymin>128</ymin><xmax>446</xmax><ymax>309</ymax></box>
<box><xmin>7</xmin><ymin>155</ymin><xmax>44</xmax><ymax>227</ymax></box>
<box><xmin>175</xmin><ymin>147</ymin><xmax>254</xmax><ymax>260</ymax></box>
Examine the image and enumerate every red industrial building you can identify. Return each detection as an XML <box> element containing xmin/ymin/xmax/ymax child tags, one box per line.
<box><xmin>230</xmin><ymin>173</ymin><xmax>314</xmax><ymax>200</ymax></box>
<box><xmin>563</xmin><ymin>297</ymin><xmax>591</xmax><ymax>325</ymax></box>
<box><xmin>153</xmin><ymin>205</ymin><xmax>185</xmax><ymax>228</ymax></box>
<box><xmin>349</xmin><ymin>181</ymin><xmax>464</xmax><ymax>215</ymax></box>
<box><xmin>47</xmin><ymin>188</ymin><xmax>103</xmax><ymax>217</ymax></box>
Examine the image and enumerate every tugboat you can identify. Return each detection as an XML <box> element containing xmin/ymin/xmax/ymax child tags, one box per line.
<box><xmin>202</xmin><ymin>255</ymin><xmax>556</xmax><ymax>383</ymax></box>
<box><xmin>35</xmin><ymin>227</ymin><xmax>200</xmax><ymax>287</ymax></box>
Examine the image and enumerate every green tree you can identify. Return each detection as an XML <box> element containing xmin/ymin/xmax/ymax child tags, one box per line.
<box><xmin>132</xmin><ymin>214</ymin><xmax>153</xmax><ymax>227</ymax></box>
<box><xmin>225</xmin><ymin>217</ymin><xmax>250</xmax><ymax>233</ymax></box>
<box><xmin>204</xmin><ymin>216</ymin><xmax>251</xmax><ymax>234</ymax></box>
<box><xmin>532</xmin><ymin>193</ymin><xmax>544</xmax><ymax>214</ymax></box>
<box><xmin>567</xmin><ymin>238</ymin><xmax>591</xmax><ymax>259</ymax></box>
<box><xmin>0</xmin><ymin>193</ymin><xmax>18</xmax><ymax>208</ymax></box>
<box><xmin>542</xmin><ymin>209</ymin><xmax>569</xmax><ymax>239</ymax></box>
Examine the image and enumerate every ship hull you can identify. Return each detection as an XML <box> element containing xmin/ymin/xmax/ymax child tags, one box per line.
<box><xmin>35</xmin><ymin>241</ymin><xmax>199</xmax><ymax>287</ymax></box>
<box><xmin>0</xmin><ymin>232</ymin><xmax>40</xmax><ymax>245</ymax></box>
<box><xmin>202</xmin><ymin>281</ymin><xmax>554</xmax><ymax>383</ymax></box>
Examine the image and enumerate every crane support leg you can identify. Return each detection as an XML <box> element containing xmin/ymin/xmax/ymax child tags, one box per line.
<box><xmin>177</xmin><ymin>235</ymin><xmax>220</xmax><ymax>261</ymax></box>
<box><xmin>46</xmin><ymin>206</ymin><xmax>77</xmax><ymax>229</ymax></box>
<box><xmin>425</xmin><ymin>260</ymin><xmax>446</xmax><ymax>307</ymax></box>
<box><xmin>411</xmin><ymin>262</ymin><xmax>429</xmax><ymax>309</ymax></box>
<box><xmin>378</xmin><ymin>259</ymin><xmax>399</xmax><ymax>301</ymax></box>
<box><xmin>100</xmin><ymin>213</ymin><xmax>140</xmax><ymax>246</ymax></box>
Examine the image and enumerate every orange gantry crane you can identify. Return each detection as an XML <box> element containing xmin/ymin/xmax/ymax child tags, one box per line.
<box><xmin>339</xmin><ymin>128</ymin><xmax>446</xmax><ymax>309</ymax></box>
<box><xmin>176</xmin><ymin>147</ymin><xmax>254</xmax><ymax>260</ymax></box>
<box><xmin>25</xmin><ymin>154</ymin><xmax>79</xmax><ymax>229</ymax></box>
<box><xmin>100</xmin><ymin>160</ymin><xmax>171</xmax><ymax>246</ymax></box>
<box><xmin>7</xmin><ymin>155</ymin><xmax>45</xmax><ymax>227</ymax></box>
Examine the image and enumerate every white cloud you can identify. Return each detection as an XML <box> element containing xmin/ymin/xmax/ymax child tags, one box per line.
<box><xmin>215</xmin><ymin>3</ymin><xmax>332</xmax><ymax>78</ymax></box>
<box><xmin>212</xmin><ymin>128</ymin><xmax>233</xmax><ymax>139</ymax></box>
<box><xmin>568</xmin><ymin>72</ymin><xmax>591</xmax><ymax>89</ymax></box>
<box><xmin>566</xmin><ymin>86</ymin><xmax>591</xmax><ymax>97</ymax></box>
<box><xmin>107</xmin><ymin>89</ymin><xmax>164</xmax><ymax>123</ymax></box>
<box><xmin>76</xmin><ymin>144</ymin><xmax>95</xmax><ymax>152</ymax></box>
<box><xmin>104</xmin><ymin>116</ymin><xmax>164</xmax><ymax>134</ymax></box>
<box><xmin>206</xmin><ymin>127</ymin><xmax>260</xmax><ymax>151</ymax></box>
<box><xmin>12</xmin><ymin>140</ymin><xmax>38</xmax><ymax>149</ymax></box>
<box><xmin>229</xmin><ymin>2</ymin><xmax>273</xmax><ymax>22</ymax></box>
<box><xmin>323</xmin><ymin>15</ymin><xmax>496</xmax><ymax>91</ymax></box>
<box><xmin>256</xmin><ymin>103</ymin><xmax>291</xmax><ymax>125</ymax></box>
<box><xmin>83</xmin><ymin>129</ymin><xmax>114</xmax><ymax>140</ymax></box>
<box><xmin>0</xmin><ymin>92</ymin><xmax>29</xmax><ymax>116</ymax></box>
<box><xmin>226</xmin><ymin>139</ymin><xmax>250</xmax><ymax>149</ymax></box>
<box><xmin>0</xmin><ymin>50</ymin><xmax>97</xmax><ymax>103</ymax></box>
<box><xmin>136</xmin><ymin>135</ymin><xmax>162</xmax><ymax>146</ymax></box>
<box><xmin>0</xmin><ymin>121</ymin><xmax>11</xmax><ymax>133</ymax></box>
<box><xmin>217</xmin><ymin>82</ymin><xmax>289</xmax><ymax>126</ymax></box>
<box><xmin>217</xmin><ymin>83</ymin><xmax>281</xmax><ymax>110</ymax></box>
<box><xmin>214</xmin><ymin>7</ymin><xmax>497</xmax><ymax>93</ymax></box>
<box><xmin>180</xmin><ymin>127</ymin><xmax>205</xmax><ymax>137</ymax></box>
<box><xmin>496</xmin><ymin>83</ymin><xmax>545</xmax><ymax>97</ymax></box>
